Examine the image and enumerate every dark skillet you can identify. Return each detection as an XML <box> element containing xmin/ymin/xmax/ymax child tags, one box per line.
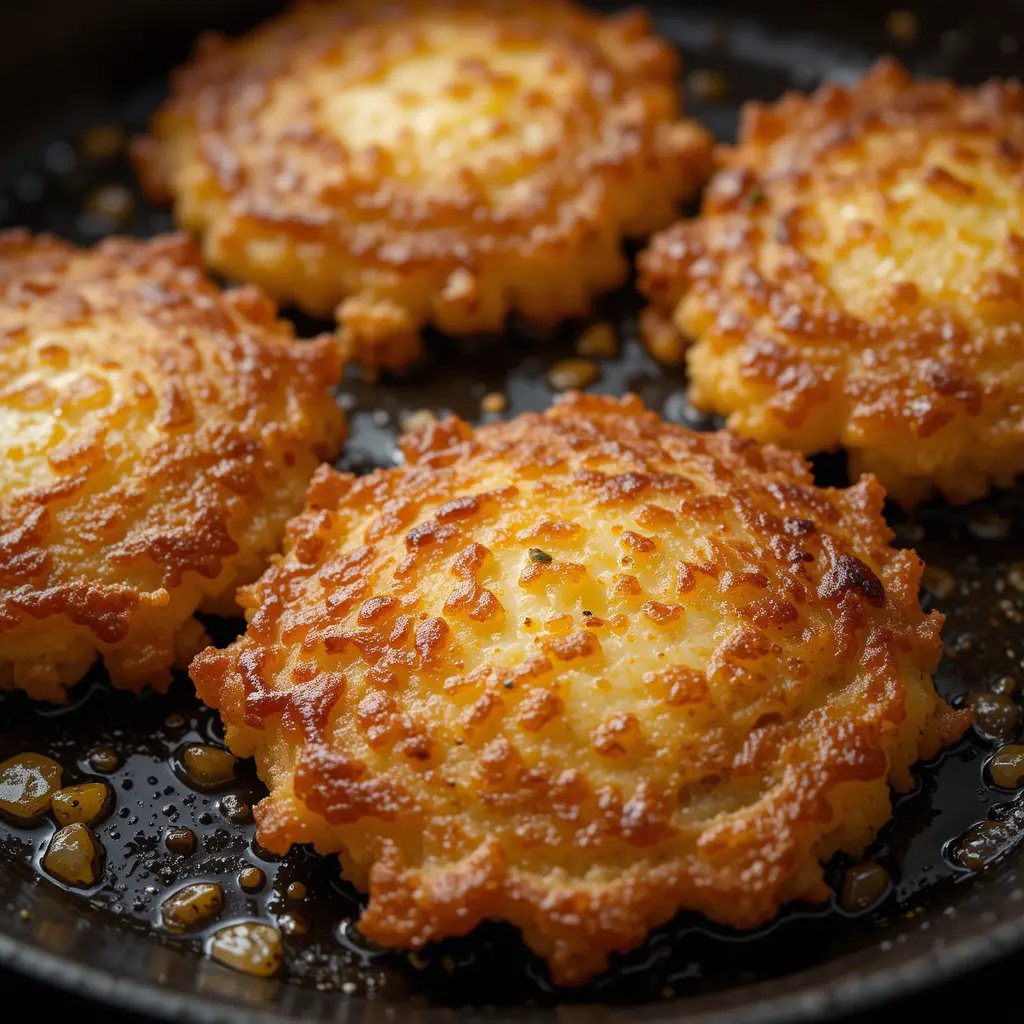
<box><xmin>3</xmin><ymin>0</ymin><xmax>1024</xmax><ymax>1020</ymax></box>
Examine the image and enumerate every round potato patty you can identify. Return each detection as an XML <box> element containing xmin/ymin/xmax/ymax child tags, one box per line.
<box><xmin>0</xmin><ymin>231</ymin><xmax>345</xmax><ymax>702</ymax></box>
<box><xmin>639</xmin><ymin>58</ymin><xmax>1024</xmax><ymax>507</ymax></box>
<box><xmin>134</xmin><ymin>0</ymin><xmax>712</xmax><ymax>370</ymax></box>
<box><xmin>191</xmin><ymin>391</ymin><xmax>967</xmax><ymax>985</ymax></box>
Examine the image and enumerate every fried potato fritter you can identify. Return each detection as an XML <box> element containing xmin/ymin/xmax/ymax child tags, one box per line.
<box><xmin>639</xmin><ymin>59</ymin><xmax>1024</xmax><ymax>506</ymax></box>
<box><xmin>0</xmin><ymin>232</ymin><xmax>345</xmax><ymax>702</ymax></box>
<box><xmin>134</xmin><ymin>0</ymin><xmax>713</xmax><ymax>370</ymax></box>
<box><xmin>191</xmin><ymin>392</ymin><xmax>967</xmax><ymax>984</ymax></box>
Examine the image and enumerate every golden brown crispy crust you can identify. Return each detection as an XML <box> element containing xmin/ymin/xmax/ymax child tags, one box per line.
<box><xmin>638</xmin><ymin>58</ymin><xmax>1024</xmax><ymax>506</ymax></box>
<box><xmin>191</xmin><ymin>392</ymin><xmax>966</xmax><ymax>985</ymax></box>
<box><xmin>0</xmin><ymin>231</ymin><xmax>345</xmax><ymax>701</ymax></box>
<box><xmin>134</xmin><ymin>0</ymin><xmax>712</xmax><ymax>369</ymax></box>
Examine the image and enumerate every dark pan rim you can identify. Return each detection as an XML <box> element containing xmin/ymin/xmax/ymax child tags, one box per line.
<box><xmin>2</xmin><ymin>899</ymin><xmax>1024</xmax><ymax>1023</ymax></box>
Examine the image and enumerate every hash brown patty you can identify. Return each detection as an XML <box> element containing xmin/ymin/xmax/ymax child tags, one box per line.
<box><xmin>134</xmin><ymin>0</ymin><xmax>712</xmax><ymax>370</ymax></box>
<box><xmin>639</xmin><ymin>58</ymin><xmax>1024</xmax><ymax>507</ymax></box>
<box><xmin>0</xmin><ymin>231</ymin><xmax>345</xmax><ymax>702</ymax></box>
<box><xmin>191</xmin><ymin>392</ymin><xmax>967</xmax><ymax>985</ymax></box>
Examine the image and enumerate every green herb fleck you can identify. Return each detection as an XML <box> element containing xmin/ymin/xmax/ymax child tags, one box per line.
<box><xmin>503</xmin><ymin>679</ymin><xmax>515</xmax><ymax>689</ymax></box>
<box><xmin>582</xmin><ymin>610</ymin><xmax>592</xmax><ymax>617</ymax></box>
<box><xmin>529</xmin><ymin>548</ymin><xmax>553</xmax><ymax>563</ymax></box>
<box><xmin>748</xmin><ymin>185</ymin><xmax>765</xmax><ymax>206</ymax></box>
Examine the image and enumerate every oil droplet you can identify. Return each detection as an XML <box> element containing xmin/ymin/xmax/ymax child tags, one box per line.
<box><xmin>993</xmin><ymin>676</ymin><xmax>1018</xmax><ymax>696</ymax></box>
<box><xmin>964</xmin><ymin>692</ymin><xmax>1020</xmax><ymax>742</ymax></box>
<box><xmin>51</xmin><ymin>782</ymin><xmax>110</xmax><ymax>826</ymax></box>
<box><xmin>88</xmin><ymin>747</ymin><xmax>119</xmax><ymax>773</ymax></box>
<box><xmin>575</xmin><ymin>322</ymin><xmax>618</xmax><ymax>359</ymax></box>
<box><xmin>278</xmin><ymin>912</ymin><xmax>308</xmax><ymax>937</ymax></box>
<box><xmin>238</xmin><ymin>866</ymin><xmax>266</xmax><ymax>893</ymax></box>
<box><xmin>400</xmin><ymin>409</ymin><xmax>437</xmax><ymax>434</ymax></box>
<box><xmin>79</xmin><ymin>124</ymin><xmax>126</xmax><ymax>160</ymax></box>
<box><xmin>840</xmin><ymin>861</ymin><xmax>890</xmax><ymax>913</ymax></box>
<box><xmin>161</xmin><ymin>883</ymin><xmax>224</xmax><ymax>932</ymax></box>
<box><xmin>164</xmin><ymin>827</ymin><xmax>196</xmax><ymax>856</ymax></box>
<box><xmin>85</xmin><ymin>183</ymin><xmax>134</xmax><ymax>224</ymax></box>
<box><xmin>209</xmin><ymin>922</ymin><xmax>283</xmax><ymax>977</ymax></box>
<box><xmin>43</xmin><ymin>823</ymin><xmax>104</xmax><ymax>887</ymax></box>
<box><xmin>639</xmin><ymin>307</ymin><xmax>687</xmax><ymax>366</ymax></box>
<box><xmin>480</xmin><ymin>392</ymin><xmax>507</xmax><ymax>414</ymax></box>
<box><xmin>219</xmin><ymin>793</ymin><xmax>252</xmax><ymax>823</ymax></box>
<box><xmin>886</xmin><ymin>9</ymin><xmax>920</xmax><ymax>42</ymax></box>
<box><xmin>179</xmin><ymin>744</ymin><xmax>237</xmax><ymax>791</ymax></box>
<box><xmin>988</xmin><ymin>745</ymin><xmax>1024</xmax><ymax>789</ymax></box>
<box><xmin>686</xmin><ymin>68</ymin><xmax>729</xmax><ymax>102</ymax></box>
<box><xmin>0</xmin><ymin>753</ymin><xmax>63</xmax><ymax>821</ymax></box>
<box><xmin>952</xmin><ymin>820</ymin><xmax>1014</xmax><ymax>870</ymax></box>
<box><xmin>547</xmin><ymin>357</ymin><xmax>599</xmax><ymax>392</ymax></box>
<box><xmin>1007</xmin><ymin>563</ymin><xmax>1024</xmax><ymax>593</ymax></box>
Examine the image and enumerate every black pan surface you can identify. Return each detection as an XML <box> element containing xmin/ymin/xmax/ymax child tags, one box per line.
<box><xmin>3</xmin><ymin>1</ymin><xmax>1024</xmax><ymax>1021</ymax></box>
